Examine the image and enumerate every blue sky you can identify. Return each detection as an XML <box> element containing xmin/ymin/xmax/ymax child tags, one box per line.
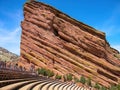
<box><xmin>0</xmin><ymin>0</ymin><xmax>120</xmax><ymax>55</ymax></box>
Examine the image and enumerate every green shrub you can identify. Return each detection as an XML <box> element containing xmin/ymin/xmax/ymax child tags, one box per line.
<box><xmin>74</xmin><ymin>77</ymin><xmax>79</xmax><ymax>83</ymax></box>
<box><xmin>109</xmin><ymin>85</ymin><xmax>117</xmax><ymax>90</ymax></box>
<box><xmin>55</xmin><ymin>74</ymin><xmax>62</xmax><ymax>79</ymax></box>
<box><xmin>38</xmin><ymin>68</ymin><xmax>47</xmax><ymax>76</ymax></box>
<box><xmin>117</xmin><ymin>84</ymin><xmax>120</xmax><ymax>90</ymax></box>
<box><xmin>101</xmin><ymin>86</ymin><xmax>107</xmax><ymax>90</ymax></box>
<box><xmin>46</xmin><ymin>69</ymin><xmax>54</xmax><ymax>77</ymax></box>
<box><xmin>107</xmin><ymin>84</ymin><xmax>120</xmax><ymax>90</ymax></box>
<box><xmin>86</xmin><ymin>77</ymin><xmax>92</xmax><ymax>86</ymax></box>
<box><xmin>94</xmin><ymin>83</ymin><xmax>100</xmax><ymax>89</ymax></box>
<box><xmin>63</xmin><ymin>73</ymin><xmax>73</xmax><ymax>81</ymax></box>
<box><xmin>66</xmin><ymin>74</ymin><xmax>73</xmax><ymax>81</ymax></box>
<box><xmin>80</xmin><ymin>76</ymin><xmax>86</xmax><ymax>84</ymax></box>
<box><xmin>38</xmin><ymin>68</ymin><xmax>54</xmax><ymax>77</ymax></box>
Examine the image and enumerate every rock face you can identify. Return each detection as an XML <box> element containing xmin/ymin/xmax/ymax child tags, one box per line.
<box><xmin>20</xmin><ymin>1</ymin><xmax>120</xmax><ymax>87</ymax></box>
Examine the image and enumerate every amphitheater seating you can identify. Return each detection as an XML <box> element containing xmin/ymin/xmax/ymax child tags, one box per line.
<box><xmin>0</xmin><ymin>69</ymin><xmax>91</xmax><ymax>90</ymax></box>
<box><xmin>0</xmin><ymin>78</ymin><xmax>90</xmax><ymax>90</ymax></box>
<box><xmin>0</xmin><ymin>69</ymin><xmax>36</xmax><ymax>80</ymax></box>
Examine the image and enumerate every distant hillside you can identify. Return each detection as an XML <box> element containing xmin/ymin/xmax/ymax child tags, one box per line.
<box><xmin>0</xmin><ymin>47</ymin><xmax>19</xmax><ymax>62</ymax></box>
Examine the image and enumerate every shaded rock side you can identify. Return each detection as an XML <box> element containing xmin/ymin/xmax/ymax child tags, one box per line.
<box><xmin>20</xmin><ymin>1</ymin><xmax>120</xmax><ymax>87</ymax></box>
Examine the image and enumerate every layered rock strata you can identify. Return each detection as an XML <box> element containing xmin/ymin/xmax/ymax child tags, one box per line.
<box><xmin>20</xmin><ymin>1</ymin><xmax>120</xmax><ymax>87</ymax></box>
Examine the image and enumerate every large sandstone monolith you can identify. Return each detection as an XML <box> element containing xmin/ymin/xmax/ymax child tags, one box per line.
<box><xmin>20</xmin><ymin>1</ymin><xmax>120</xmax><ymax>87</ymax></box>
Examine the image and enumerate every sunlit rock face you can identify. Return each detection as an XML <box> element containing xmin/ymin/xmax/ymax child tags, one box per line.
<box><xmin>20</xmin><ymin>1</ymin><xmax>120</xmax><ymax>87</ymax></box>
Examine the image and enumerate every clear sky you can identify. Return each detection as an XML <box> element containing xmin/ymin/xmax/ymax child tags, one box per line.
<box><xmin>0</xmin><ymin>0</ymin><xmax>120</xmax><ymax>55</ymax></box>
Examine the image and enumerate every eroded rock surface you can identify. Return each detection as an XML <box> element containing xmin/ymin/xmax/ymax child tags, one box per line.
<box><xmin>20</xmin><ymin>1</ymin><xmax>120</xmax><ymax>87</ymax></box>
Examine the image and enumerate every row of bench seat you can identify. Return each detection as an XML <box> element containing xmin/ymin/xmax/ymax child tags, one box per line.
<box><xmin>0</xmin><ymin>69</ymin><xmax>37</xmax><ymax>81</ymax></box>
<box><xmin>0</xmin><ymin>77</ymin><xmax>91</xmax><ymax>90</ymax></box>
<box><xmin>0</xmin><ymin>69</ymin><xmax>92</xmax><ymax>90</ymax></box>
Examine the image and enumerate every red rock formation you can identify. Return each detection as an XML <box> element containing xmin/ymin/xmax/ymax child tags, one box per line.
<box><xmin>20</xmin><ymin>1</ymin><xmax>120</xmax><ymax>87</ymax></box>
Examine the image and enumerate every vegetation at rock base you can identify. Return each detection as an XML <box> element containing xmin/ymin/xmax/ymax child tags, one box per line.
<box><xmin>101</xmin><ymin>86</ymin><xmax>107</xmax><ymax>90</ymax></box>
<box><xmin>86</xmin><ymin>77</ymin><xmax>92</xmax><ymax>86</ymax></box>
<box><xmin>99</xmin><ymin>84</ymin><xmax>120</xmax><ymax>90</ymax></box>
<box><xmin>66</xmin><ymin>73</ymin><xmax>73</xmax><ymax>81</ymax></box>
<box><xmin>108</xmin><ymin>84</ymin><xmax>120</xmax><ymax>90</ymax></box>
<box><xmin>63</xmin><ymin>73</ymin><xmax>73</xmax><ymax>81</ymax></box>
<box><xmin>80</xmin><ymin>75</ymin><xmax>86</xmax><ymax>84</ymax></box>
<box><xmin>117</xmin><ymin>84</ymin><xmax>120</xmax><ymax>90</ymax></box>
<box><xmin>55</xmin><ymin>74</ymin><xmax>62</xmax><ymax>79</ymax></box>
<box><xmin>47</xmin><ymin>69</ymin><xmax>54</xmax><ymax>77</ymax></box>
<box><xmin>94</xmin><ymin>82</ymin><xmax>100</xmax><ymax>89</ymax></box>
<box><xmin>64</xmin><ymin>73</ymin><xmax>73</xmax><ymax>81</ymax></box>
<box><xmin>38</xmin><ymin>68</ymin><xmax>54</xmax><ymax>77</ymax></box>
<box><xmin>74</xmin><ymin>77</ymin><xmax>79</xmax><ymax>83</ymax></box>
<box><xmin>37</xmin><ymin>68</ymin><xmax>120</xmax><ymax>90</ymax></box>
